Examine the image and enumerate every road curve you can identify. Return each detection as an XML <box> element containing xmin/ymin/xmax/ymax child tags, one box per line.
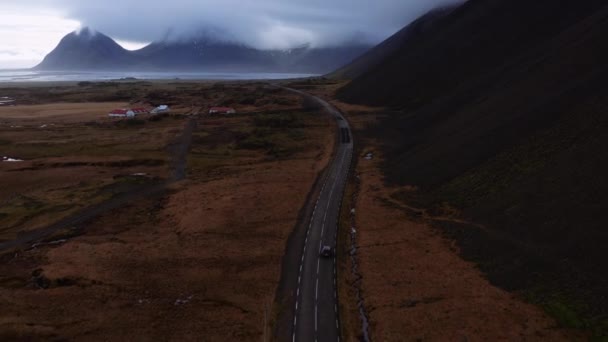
<box><xmin>282</xmin><ymin>87</ymin><xmax>354</xmax><ymax>342</ymax></box>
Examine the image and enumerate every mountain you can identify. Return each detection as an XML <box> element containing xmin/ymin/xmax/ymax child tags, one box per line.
<box><xmin>286</xmin><ymin>45</ymin><xmax>377</xmax><ymax>75</ymax></box>
<box><xmin>132</xmin><ymin>38</ymin><xmax>274</xmax><ymax>72</ymax></box>
<box><xmin>35</xmin><ymin>28</ymin><xmax>133</xmax><ymax>70</ymax></box>
<box><xmin>336</xmin><ymin>0</ymin><xmax>608</xmax><ymax>335</ymax></box>
<box><xmin>329</xmin><ymin>5</ymin><xmax>457</xmax><ymax>79</ymax></box>
<box><xmin>35</xmin><ymin>29</ymin><xmax>370</xmax><ymax>73</ymax></box>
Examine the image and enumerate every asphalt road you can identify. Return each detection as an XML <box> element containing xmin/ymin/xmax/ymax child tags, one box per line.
<box><xmin>283</xmin><ymin>87</ymin><xmax>354</xmax><ymax>342</ymax></box>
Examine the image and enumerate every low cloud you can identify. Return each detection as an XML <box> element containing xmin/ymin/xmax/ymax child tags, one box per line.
<box><xmin>0</xmin><ymin>7</ymin><xmax>79</xmax><ymax>68</ymax></box>
<box><xmin>44</xmin><ymin>0</ymin><xmax>462</xmax><ymax>48</ymax></box>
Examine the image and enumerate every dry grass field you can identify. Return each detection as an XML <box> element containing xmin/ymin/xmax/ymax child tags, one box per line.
<box><xmin>0</xmin><ymin>81</ymin><xmax>335</xmax><ymax>340</ymax></box>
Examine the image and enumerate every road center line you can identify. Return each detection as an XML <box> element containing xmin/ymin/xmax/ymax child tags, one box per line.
<box><xmin>284</xmin><ymin>88</ymin><xmax>352</xmax><ymax>342</ymax></box>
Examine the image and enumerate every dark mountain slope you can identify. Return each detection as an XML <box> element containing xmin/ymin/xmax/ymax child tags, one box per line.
<box><xmin>338</xmin><ymin>0</ymin><xmax>608</xmax><ymax>107</ymax></box>
<box><xmin>284</xmin><ymin>45</ymin><xmax>372</xmax><ymax>75</ymax></box>
<box><xmin>132</xmin><ymin>38</ymin><xmax>274</xmax><ymax>71</ymax></box>
<box><xmin>329</xmin><ymin>6</ymin><xmax>457</xmax><ymax>79</ymax></box>
<box><xmin>337</xmin><ymin>0</ymin><xmax>608</xmax><ymax>335</ymax></box>
<box><xmin>35</xmin><ymin>28</ymin><xmax>133</xmax><ymax>70</ymax></box>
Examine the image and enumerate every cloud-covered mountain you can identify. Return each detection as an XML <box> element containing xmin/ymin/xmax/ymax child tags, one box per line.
<box><xmin>36</xmin><ymin>28</ymin><xmax>132</xmax><ymax>70</ymax></box>
<box><xmin>32</xmin><ymin>0</ymin><xmax>463</xmax><ymax>50</ymax></box>
<box><xmin>35</xmin><ymin>28</ymin><xmax>370</xmax><ymax>73</ymax></box>
<box><xmin>329</xmin><ymin>5</ymin><xmax>457</xmax><ymax>79</ymax></box>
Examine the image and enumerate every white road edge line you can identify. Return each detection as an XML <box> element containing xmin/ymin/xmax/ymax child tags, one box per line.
<box><xmin>287</xmin><ymin>88</ymin><xmax>352</xmax><ymax>342</ymax></box>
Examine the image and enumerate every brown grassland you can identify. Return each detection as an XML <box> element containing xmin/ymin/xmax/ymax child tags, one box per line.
<box><xmin>0</xmin><ymin>81</ymin><xmax>335</xmax><ymax>340</ymax></box>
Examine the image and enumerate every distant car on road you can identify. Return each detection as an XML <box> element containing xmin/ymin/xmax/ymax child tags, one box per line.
<box><xmin>320</xmin><ymin>245</ymin><xmax>333</xmax><ymax>257</ymax></box>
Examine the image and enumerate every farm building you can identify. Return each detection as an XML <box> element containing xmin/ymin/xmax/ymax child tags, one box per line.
<box><xmin>151</xmin><ymin>105</ymin><xmax>170</xmax><ymax>114</ymax></box>
<box><xmin>209</xmin><ymin>107</ymin><xmax>236</xmax><ymax>115</ymax></box>
<box><xmin>131</xmin><ymin>108</ymin><xmax>150</xmax><ymax>115</ymax></box>
<box><xmin>108</xmin><ymin>109</ymin><xmax>135</xmax><ymax>118</ymax></box>
<box><xmin>108</xmin><ymin>107</ymin><xmax>150</xmax><ymax>118</ymax></box>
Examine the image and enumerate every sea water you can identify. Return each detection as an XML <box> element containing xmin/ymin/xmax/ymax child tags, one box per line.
<box><xmin>0</xmin><ymin>69</ymin><xmax>317</xmax><ymax>83</ymax></box>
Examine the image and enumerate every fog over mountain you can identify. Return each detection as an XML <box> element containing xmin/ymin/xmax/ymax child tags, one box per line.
<box><xmin>35</xmin><ymin>27</ymin><xmax>372</xmax><ymax>73</ymax></box>
<box><xmin>17</xmin><ymin>0</ymin><xmax>463</xmax><ymax>48</ymax></box>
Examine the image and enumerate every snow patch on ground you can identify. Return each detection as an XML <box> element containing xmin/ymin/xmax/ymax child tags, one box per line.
<box><xmin>0</xmin><ymin>96</ymin><xmax>15</xmax><ymax>106</ymax></box>
<box><xmin>2</xmin><ymin>156</ymin><xmax>23</xmax><ymax>162</ymax></box>
<box><xmin>174</xmin><ymin>295</ymin><xmax>194</xmax><ymax>306</ymax></box>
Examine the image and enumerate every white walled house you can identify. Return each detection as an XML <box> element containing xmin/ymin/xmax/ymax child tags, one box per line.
<box><xmin>108</xmin><ymin>109</ymin><xmax>135</xmax><ymax>118</ymax></box>
<box><xmin>151</xmin><ymin>105</ymin><xmax>170</xmax><ymax>114</ymax></box>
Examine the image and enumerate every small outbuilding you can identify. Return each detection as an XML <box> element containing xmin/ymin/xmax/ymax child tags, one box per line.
<box><xmin>151</xmin><ymin>105</ymin><xmax>170</xmax><ymax>114</ymax></box>
<box><xmin>209</xmin><ymin>107</ymin><xmax>236</xmax><ymax>115</ymax></box>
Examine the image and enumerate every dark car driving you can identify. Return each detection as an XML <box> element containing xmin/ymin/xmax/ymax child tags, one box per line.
<box><xmin>320</xmin><ymin>245</ymin><xmax>333</xmax><ymax>257</ymax></box>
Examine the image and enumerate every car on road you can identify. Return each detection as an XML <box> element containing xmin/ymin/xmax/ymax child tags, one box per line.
<box><xmin>320</xmin><ymin>245</ymin><xmax>333</xmax><ymax>257</ymax></box>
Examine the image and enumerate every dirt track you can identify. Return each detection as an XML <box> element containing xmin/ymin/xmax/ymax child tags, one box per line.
<box><xmin>0</xmin><ymin>118</ymin><xmax>197</xmax><ymax>252</ymax></box>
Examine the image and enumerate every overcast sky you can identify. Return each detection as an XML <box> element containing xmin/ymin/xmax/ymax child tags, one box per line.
<box><xmin>0</xmin><ymin>0</ymin><xmax>461</xmax><ymax>68</ymax></box>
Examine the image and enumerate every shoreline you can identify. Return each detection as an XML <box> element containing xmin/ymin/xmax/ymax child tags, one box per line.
<box><xmin>0</xmin><ymin>70</ymin><xmax>319</xmax><ymax>87</ymax></box>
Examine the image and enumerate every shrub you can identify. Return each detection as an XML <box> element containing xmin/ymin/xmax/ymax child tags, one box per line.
<box><xmin>253</xmin><ymin>113</ymin><xmax>301</xmax><ymax>128</ymax></box>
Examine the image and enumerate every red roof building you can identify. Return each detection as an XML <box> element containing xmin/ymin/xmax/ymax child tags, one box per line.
<box><xmin>109</xmin><ymin>109</ymin><xmax>129</xmax><ymax>115</ymax></box>
<box><xmin>108</xmin><ymin>108</ymin><xmax>134</xmax><ymax>117</ymax></box>
<box><xmin>108</xmin><ymin>107</ymin><xmax>150</xmax><ymax>118</ymax></box>
<box><xmin>131</xmin><ymin>108</ymin><xmax>150</xmax><ymax>114</ymax></box>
